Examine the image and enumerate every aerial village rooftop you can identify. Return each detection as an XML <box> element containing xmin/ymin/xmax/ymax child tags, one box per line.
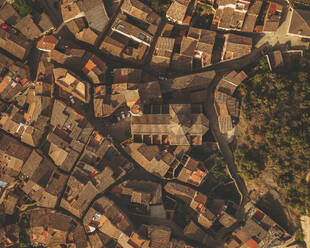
<box><xmin>0</xmin><ymin>0</ymin><xmax>309</xmax><ymax>247</ymax></box>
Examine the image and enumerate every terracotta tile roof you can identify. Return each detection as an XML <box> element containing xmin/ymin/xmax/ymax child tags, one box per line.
<box><xmin>131</xmin><ymin>104</ymin><xmax>209</xmax><ymax>146</ymax></box>
<box><xmin>15</xmin><ymin>14</ymin><xmax>42</xmax><ymax>40</ymax></box>
<box><xmin>245</xmin><ymin>238</ymin><xmax>259</xmax><ymax>248</ymax></box>
<box><xmin>77</xmin><ymin>0</ymin><xmax>110</xmax><ymax>33</ymax></box>
<box><xmin>36</xmin><ymin>35</ymin><xmax>58</xmax><ymax>51</ymax></box>
<box><xmin>38</xmin><ymin>12</ymin><xmax>54</xmax><ymax>33</ymax></box>
<box><xmin>288</xmin><ymin>9</ymin><xmax>310</xmax><ymax>37</ymax></box>
<box><xmin>223</xmin><ymin>34</ymin><xmax>252</xmax><ymax>60</ymax></box>
<box><xmin>0</xmin><ymin>3</ymin><xmax>19</xmax><ymax>25</ymax></box>
<box><xmin>53</xmin><ymin>68</ymin><xmax>91</xmax><ymax>103</ymax></box>
<box><xmin>29</xmin><ymin>208</ymin><xmax>88</xmax><ymax>247</ymax></box>
<box><xmin>242</xmin><ymin>0</ymin><xmax>262</xmax><ymax>32</ymax></box>
<box><xmin>148</xmin><ymin>225</ymin><xmax>171</xmax><ymax>247</ymax></box>
<box><xmin>75</xmin><ymin>28</ymin><xmax>98</xmax><ymax>45</ymax></box>
<box><xmin>0</xmin><ymin>29</ymin><xmax>32</xmax><ymax>60</ymax></box>
<box><xmin>61</xmin><ymin>0</ymin><xmax>83</xmax><ymax>23</ymax></box>
<box><xmin>121</xmin><ymin>0</ymin><xmax>160</xmax><ymax>25</ymax></box>
<box><xmin>161</xmin><ymin>69</ymin><xmax>215</xmax><ymax>93</ymax></box>
<box><xmin>217</xmin><ymin>70</ymin><xmax>247</xmax><ymax>95</ymax></box>
<box><xmin>166</xmin><ymin>0</ymin><xmax>190</xmax><ymax>23</ymax></box>
<box><xmin>164</xmin><ymin>182</ymin><xmax>196</xmax><ymax>202</ymax></box>
<box><xmin>263</xmin><ymin>2</ymin><xmax>282</xmax><ymax>32</ymax></box>
<box><xmin>99</xmin><ymin>34</ymin><xmax>125</xmax><ymax>56</ymax></box>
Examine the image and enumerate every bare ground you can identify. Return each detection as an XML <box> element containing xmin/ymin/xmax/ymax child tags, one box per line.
<box><xmin>233</xmin><ymin>115</ymin><xmax>299</xmax><ymax>235</ymax></box>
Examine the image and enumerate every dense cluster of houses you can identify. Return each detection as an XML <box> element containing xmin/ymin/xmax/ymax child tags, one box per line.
<box><xmin>0</xmin><ymin>0</ymin><xmax>306</xmax><ymax>246</ymax></box>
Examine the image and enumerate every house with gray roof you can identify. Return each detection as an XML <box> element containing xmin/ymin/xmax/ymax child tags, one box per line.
<box><xmin>131</xmin><ymin>104</ymin><xmax>209</xmax><ymax>146</ymax></box>
<box><xmin>242</xmin><ymin>0</ymin><xmax>263</xmax><ymax>32</ymax></box>
<box><xmin>288</xmin><ymin>8</ymin><xmax>310</xmax><ymax>38</ymax></box>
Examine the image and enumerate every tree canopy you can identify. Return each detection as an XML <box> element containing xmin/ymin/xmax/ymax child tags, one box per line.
<box><xmin>235</xmin><ymin>55</ymin><xmax>310</xmax><ymax>214</ymax></box>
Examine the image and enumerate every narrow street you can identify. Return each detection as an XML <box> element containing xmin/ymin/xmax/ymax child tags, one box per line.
<box><xmin>204</xmin><ymin>46</ymin><xmax>266</xmax><ymax>220</ymax></box>
<box><xmin>205</xmin><ymin>73</ymin><xmax>248</xmax><ymax>218</ymax></box>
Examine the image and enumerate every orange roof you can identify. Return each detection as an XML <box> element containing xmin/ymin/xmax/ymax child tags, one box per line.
<box><xmin>254</xmin><ymin>25</ymin><xmax>263</xmax><ymax>33</ymax></box>
<box><xmin>183</xmin><ymin>16</ymin><xmax>192</xmax><ymax>25</ymax></box>
<box><xmin>131</xmin><ymin>104</ymin><xmax>141</xmax><ymax>115</ymax></box>
<box><xmin>190</xmin><ymin>173</ymin><xmax>202</xmax><ymax>184</ymax></box>
<box><xmin>246</xmin><ymin>238</ymin><xmax>259</xmax><ymax>248</ymax></box>
<box><xmin>189</xmin><ymin>169</ymin><xmax>206</xmax><ymax>184</ymax></box>
<box><xmin>36</xmin><ymin>35</ymin><xmax>58</xmax><ymax>51</ymax></box>
<box><xmin>129</xmin><ymin>232</ymin><xmax>144</xmax><ymax>248</ymax></box>
<box><xmin>0</xmin><ymin>76</ymin><xmax>10</xmax><ymax>94</ymax></box>
<box><xmin>84</xmin><ymin>59</ymin><xmax>96</xmax><ymax>72</ymax></box>
<box><xmin>20</xmin><ymin>78</ymin><xmax>29</xmax><ymax>86</ymax></box>
<box><xmin>67</xmin><ymin>232</ymin><xmax>74</xmax><ymax>242</ymax></box>
<box><xmin>91</xmin><ymin>55</ymin><xmax>107</xmax><ymax>71</ymax></box>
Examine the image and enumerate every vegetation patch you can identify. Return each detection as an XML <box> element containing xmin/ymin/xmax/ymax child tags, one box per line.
<box><xmin>208</xmin><ymin>153</ymin><xmax>228</xmax><ymax>179</ymax></box>
<box><xmin>192</xmin><ymin>2</ymin><xmax>214</xmax><ymax>29</ymax></box>
<box><xmin>235</xmin><ymin>55</ymin><xmax>310</xmax><ymax>214</ymax></box>
<box><xmin>173</xmin><ymin>200</ymin><xmax>192</xmax><ymax>228</ymax></box>
<box><xmin>13</xmin><ymin>0</ymin><xmax>32</xmax><ymax>18</ymax></box>
<box><xmin>19</xmin><ymin>212</ymin><xmax>31</xmax><ymax>248</ymax></box>
<box><xmin>140</xmin><ymin>0</ymin><xmax>172</xmax><ymax>15</ymax></box>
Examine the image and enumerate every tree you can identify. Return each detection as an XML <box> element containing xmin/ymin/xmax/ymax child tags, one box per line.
<box><xmin>235</xmin><ymin>54</ymin><xmax>310</xmax><ymax>214</ymax></box>
<box><xmin>13</xmin><ymin>0</ymin><xmax>32</xmax><ymax>17</ymax></box>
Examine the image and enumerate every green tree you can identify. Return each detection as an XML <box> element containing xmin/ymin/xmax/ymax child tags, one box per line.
<box><xmin>13</xmin><ymin>0</ymin><xmax>32</xmax><ymax>17</ymax></box>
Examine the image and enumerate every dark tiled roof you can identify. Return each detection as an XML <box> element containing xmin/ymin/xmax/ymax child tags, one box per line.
<box><xmin>137</xmin><ymin>144</ymin><xmax>160</xmax><ymax>161</ymax></box>
<box><xmin>180</xmin><ymin>37</ymin><xmax>197</xmax><ymax>56</ymax></box>
<box><xmin>148</xmin><ymin>225</ymin><xmax>171</xmax><ymax>248</ymax></box>
<box><xmin>0</xmin><ymin>29</ymin><xmax>32</xmax><ymax>60</ymax></box>
<box><xmin>15</xmin><ymin>15</ymin><xmax>42</xmax><ymax>40</ymax></box>
<box><xmin>171</xmin><ymin>53</ymin><xmax>192</xmax><ymax>72</ymax></box>
<box><xmin>38</xmin><ymin>12</ymin><xmax>54</xmax><ymax>32</ymax></box>
<box><xmin>160</xmin><ymin>70</ymin><xmax>216</xmax><ymax>93</ymax></box>
<box><xmin>0</xmin><ymin>132</ymin><xmax>32</xmax><ymax>161</ymax></box>
<box><xmin>288</xmin><ymin>9</ymin><xmax>310</xmax><ymax>37</ymax></box>
<box><xmin>0</xmin><ymin>3</ymin><xmax>19</xmax><ymax>25</ymax></box>
<box><xmin>166</xmin><ymin>0</ymin><xmax>190</xmax><ymax>23</ymax></box>
<box><xmin>78</xmin><ymin>0</ymin><xmax>110</xmax><ymax>33</ymax></box>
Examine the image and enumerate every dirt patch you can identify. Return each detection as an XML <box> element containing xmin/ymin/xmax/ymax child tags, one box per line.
<box><xmin>235</xmin><ymin>115</ymin><xmax>299</xmax><ymax>235</ymax></box>
<box><xmin>255</xmin><ymin>191</ymin><xmax>298</xmax><ymax>234</ymax></box>
<box><xmin>245</xmin><ymin>170</ymin><xmax>299</xmax><ymax>234</ymax></box>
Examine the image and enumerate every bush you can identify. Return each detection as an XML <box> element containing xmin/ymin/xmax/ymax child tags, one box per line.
<box><xmin>13</xmin><ymin>0</ymin><xmax>32</xmax><ymax>17</ymax></box>
<box><xmin>208</xmin><ymin>153</ymin><xmax>227</xmax><ymax>179</ymax></box>
<box><xmin>235</xmin><ymin>50</ymin><xmax>310</xmax><ymax>214</ymax></box>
